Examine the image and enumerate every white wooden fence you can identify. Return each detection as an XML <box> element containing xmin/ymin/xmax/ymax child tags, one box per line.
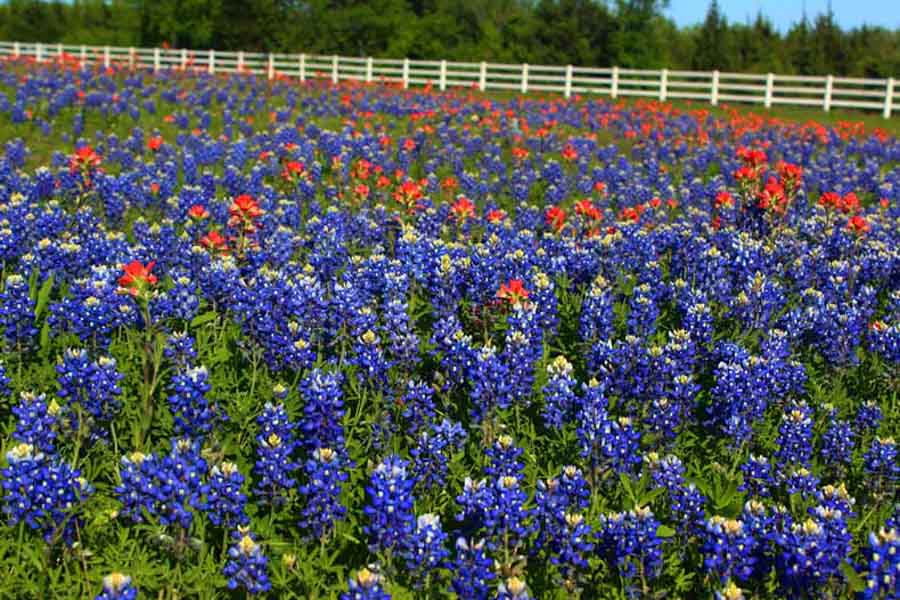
<box><xmin>1</xmin><ymin>41</ymin><xmax>896</xmax><ymax>118</ymax></box>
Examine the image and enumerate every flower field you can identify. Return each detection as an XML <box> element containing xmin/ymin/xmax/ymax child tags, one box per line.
<box><xmin>0</xmin><ymin>56</ymin><xmax>898</xmax><ymax>600</ymax></box>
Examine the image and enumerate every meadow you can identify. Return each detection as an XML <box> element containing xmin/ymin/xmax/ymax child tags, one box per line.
<box><xmin>0</xmin><ymin>56</ymin><xmax>898</xmax><ymax>599</ymax></box>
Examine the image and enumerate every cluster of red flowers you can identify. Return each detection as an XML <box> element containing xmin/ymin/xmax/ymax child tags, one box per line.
<box><xmin>818</xmin><ymin>191</ymin><xmax>861</xmax><ymax>214</ymax></box>
<box><xmin>228</xmin><ymin>194</ymin><xmax>264</xmax><ymax>232</ymax></box>
<box><xmin>392</xmin><ymin>179</ymin><xmax>425</xmax><ymax>214</ymax></box>
<box><xmin>118</xmin><ymin>260</ymin><xmax>157</xmax><ymax>299</ymax></box>
<box><xmin>497</xmin><ymin>279</ymin><xmax>529</xmax><ymax>305</ymax></box>
<box><xmin>450</xmin><ymin>197</ymin><xmax>475</xmax><ymax>223</ymax></box>
<box><xmin>545</xmin><ymin>206</ymin><xmax>566</xmax><ymax>232</ymax></box>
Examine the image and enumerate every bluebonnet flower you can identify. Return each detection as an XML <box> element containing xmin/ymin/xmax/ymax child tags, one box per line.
<box><xmin>12</xmin><ymin>392</ymin><xmax>59</xmax><ymax>453</ymax></box>
<box><xmin>784</xmin><ymin>467</ymin><xmax>820</xmax><ymax>497</ymax></box>
<box><xmin>352</xmin><ymin>329</ymin><xmax>391</xmax><ymax>392</ymax></box>
<box><xmin>739</xmin><ymin>455</ymin><xmax>775</xmax><ymax>498</ymax></box>
<box><xmin>364</xmin><ymin>455</ymin><xmax>415</xmax><ymax>555</ymax></box>
<box><xmin>858</xmin><ymin>527</ymin><xmax>899</xmax><ymax>600</ymax></box>
<box><xmin>497</xmin><ymin>576</ymin><xmax>532</xmax><ymax>599</ymax></box>
<box><xmin>548</xmin><ymin>512</ymin><xmax>594</xmax><ymax>593</ymax></box>
<box><xmin>400</xmin><ymin>379</ymin><xmax>437</xmax><ymax>437</ymax></box>
<box><xmin>164</xmin><ymin>331</ymin><xmax>197</xmax><ymax>368</ymax></box>
<box><xmin>223</xmin><ymin>529</ymin><xmax>271</xmax><ymax>594</ymax></box>
<box><xmin>410</xmin><ymin>419</ymin><xmax>467</xmax><ymax>492</ymax></box>
<box><xmin>541</xmin><ymin>355</ymin><xmax>578</xmax><ymax>429</ymax></box>
<box><xmin>298</xmin><ymin>447</ymin><xmax>348</xmax><ymax>541</ymax></box>
<box><xmin>627</xmin><ymin>283</ymin><xmax>659</xmax><ymax>338</ymax></box>
<box><xmin>600</xmin><ymin>416</ymin><xmax>643</xmax><ymax>475</ymax></box>
<box><xmin>595</xmin><ymin>507</ymin><xmax>663</xmax><ymax>585</ymax></box>
<box><xmin>253</xmin><ymin>402</ymin><xmax>299</xmax><ymax>504</ymax></box>
<box><xmin>579</xmin><ymin>274</ymin><xmax>615</xmax><ymax>344</ymax></box>
<box><xmin>535</xmin><ymin>465</ymin><xmax>591</xmax><ymax>551</ymax></box>
<box><xmin>404</xmin><ymin>513</ymin><xmax>449</xmax><ymax>587</ymax></box>
<box><xmin>340</xmin><ymin>568</ymin><xmax>391</xmax><ymax>600</ymax></box>
<box><xmin>713</xmin><ymin>581</ymin><xmax>746</xmax><ymax>600</ymax></box>
<box><xmin>56</xmin><ymin>349</ymin><xmax>124</xmax><ymax>441</ymax></box>
<box><xmin>450</xmin><ymin>537</ymin><xmax>494</xmax><ymax>600</ymax></box>
<box><xmin>203</xmin><ymin>462</ymin><xmax>249</xmax><ymax>529</ymax></box>
<box><xmin>502</xmin><ymin>304</ymin><xmax>542</xmax><ymax>406</ymax></box>
<box><xmin>820</xmin><ymin>416</ymin><xmax>855</xmax><ymax>470</ymax></box>
<box><xmin>775</xmin><ymin>402</ymin><xmax>815</xmax><ymax>468</ymax></box>
<box><xmin>701</xmin><ymin>517</ymin><xmax>757</xmax><ymax>584</ymax></box>
<box><xmin>0</xmin><ymin>274</ymin><xmax>38</xmax><ymax>349</ymax></box>
<box><xmin>864</xmin><ymin>437</ymin><xmax>899</xmax><ymax>485</ymax></box>
<box><xmin>469</xmin><ymin>343</ymin><xmax>514</xmax><ymax>422</ymax></box>
<box><xmin>298</xmin><ymin>369</ymin><xmax>345</xmax><ymax>452</ymax></box>
<box><xmin>94</xmin><ymin>573</ymin><xmax>138</xmax><ymax>600</ymax></box>
<box><xmin>855</xmin><ymin>400</ymin><xmax>883</xmax><ymax>436</ymax></box>
<box><xmin>645</xmin><ymin>453</ymin><xmax>707</xmax><ymax>535</ymax></box>
<box><xmin>484</xmin><ymin>475</ymin><xmax>533</xmax><ymax>556</ymax></box>
<box><xmin>1</xmin><ymin>443</ymin><xmax>92</xmax><ymax>544</ymax></box>
<box><xmin>484</xmin><ymin>435</ymin><xmax>525</xmax><ymax>478</ymax></box>
<box><xmin>774</xmin><ymin>516</ymin><xmax>847</xmax><ymax>596</ymax></box>
<box><xmin>814</xmin><ymin>484</ymin><xmax>856</xmax><ymax>518</ymax></box>
<box><xmin>456</xmin><ymin>477</ymin><xmax>493</xmax><ymax>533</ymax></box>
<box><xmin>168</xmin><ymin>365</ymin><xmax>221</xmax><ymax>438</ymax></box>
<box><xmin>0</xmin><ymin>360</ymin><xmax>10</xmax><ymax>396</ymax></box>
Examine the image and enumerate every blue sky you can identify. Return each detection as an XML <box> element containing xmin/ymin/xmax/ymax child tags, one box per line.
<box><xmin>665</xmin><ymin>0</ymin><xmax>900</xmax><ymax>31</ymax></box>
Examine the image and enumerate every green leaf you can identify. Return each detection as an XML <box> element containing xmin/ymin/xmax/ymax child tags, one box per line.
<box><xmin>190</xmin><ymin>310</ymin><xmax>218</xmax><ymax>328</ymax></box>
<box><xmin>33</xmin><ymin>272</ymin><xmax>54</xmax><ymax>321</ymax></box>
<box><xmin>39</xmin><ymin>321</ymin><xmax>51</xmax><ymax>352</ymax></box>
<box><xmin>656</xmin><ymin>524</ymin><xmax>677</xmax><ymax>538</ymax></box>
<box><xmin>841</xmin><ymin>562</ymin><xmax>866</xmax><ymax>593</ymax></box>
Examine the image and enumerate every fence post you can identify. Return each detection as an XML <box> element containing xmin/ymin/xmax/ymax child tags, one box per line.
<box><xmin>103</xmin><ymin>46</ymin><xmax>110</xmax><ymax>68</ymax></box>
<box><xmin>180</xmin><ymin>48</ymin><xmax>187</xmax><ymax>70</ymax></box>
<box><xmin>711</xmin><ymin>70</ymin><xmax>720</xmax><ymax>106</ymax></box>
<box><xmin>36</xmin><ymin>42</ymin><xmax>42</xmax><ymax>62</ymax></box>
<box><xmin>365</xmin><ymin>57</ymin><xmax>373</xmax><ymax>83</ymax></box>
<box><xmin>209</xmin><ymin>49</ymin><xmax>215</xmax><ymax>75</ymax></box>
<box><xmin>268</xmin><ymin>53</ymin><xmax>275</xmax><ymax>80</ymax></box>
<box><xmin>439</xmin><ymin>59</ymin><xmax>447</xmax><ymax>91</ymax></box>
<box><xmin>129</xmin><ymin>47</ymin><xmax>135</xmax><ymax>70</ymax></box>
<box><xmin>479</xmin><ymin>61</ymin><xmax>487</xmax><ymax>92</ymax></box>
<box><xmin>57</xmin><ymin>43</ymin><xmax>63</xmax><ymax>63</ymax></box>
<box><xmin>823</xmin><ymin>75</ymin><xmax>834</xmax><ymax>112</ymax></box>
<box><xmin>402</xmin><ymin>58</ymin><xmax>410</xmax><ymax>89</ymax></box>
<box><xmin>299</xmin><ymin>54</ymin><xmax>306</xmax><ymax>82</ymax></box>
<box><xmin>331</xmin><ymin>55</ymin><xmax>339</xmax><ymax>84</ymax></box>
<box><xmin>237</xmin><ymin>51</ymin><xmax>244</xmax><ymax>73</ymax></box>
<box><xmin>521</xmin><ymin>63</ymin><xmax>529</xmax><ymax>94</ymax></box>
<box><xmin>764</xmin><ymin>73</ymin><xmax>774</xmax><ymax>109</ymax></box>
<box><xmin>885</xmin><ymin>78</ymin><xmax>895</xmax><ymax>119</ymax></box>
<box><xmin>611</xmin><ymin>66</ymin><xmax>619</xmax><ymax>99</ymax></box>
<box><xmin>13</xmin><ymin>41</ymin><xmax>19</xmax><ymax>58</ymax></box>
<box><xmin>80</xmin><ymin>45</ymin><xmax>87</xmax><ymax>68</ymax></box>
<box><xmin>153</xmin><ymin>48</ymin><xmax>160</xmax><ymax>72</ymax></box>
<box><xmin>564</xmin><ymin>65</ymin><xmax>573</xmax><ymax>99</ymax></box>
<box><xmin>659</xmin><ymin>68</ymin><xmax>668</xmax><ymax>102</ymax></box>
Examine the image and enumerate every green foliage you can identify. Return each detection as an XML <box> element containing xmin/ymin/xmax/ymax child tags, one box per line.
<box><xmin>0</xmin><ymin>0</ymin><xmax>898</xmax><ymax>76</ymax></box>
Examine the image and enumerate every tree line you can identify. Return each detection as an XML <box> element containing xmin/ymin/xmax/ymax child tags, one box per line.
<box><xmin>1</xmin><ymin>0</ymin><xmax>898</xmax><ymax>77</ymax></box>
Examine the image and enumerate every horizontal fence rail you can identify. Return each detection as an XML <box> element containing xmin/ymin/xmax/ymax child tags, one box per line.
<box><xmin>0</xmin><ymin>41</ymin><xmax>896</xmax><ymax>118</ymax></box>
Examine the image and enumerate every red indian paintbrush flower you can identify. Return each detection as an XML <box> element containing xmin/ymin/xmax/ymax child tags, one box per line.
<box><xmin>118</xmin><ymin>260</ymin><xmax>157</xmax><ymax>297</ymax></box>
<box><xmin>188</xmin><ymin>205</ymin><xmax>209</xmax><ymax>220</ymax></box>
<box><xmin>545</xmin><ymin>206</ymin><xmax>567</xmax><ymax>232</ymax></box>
<box><xmin>200</xmin><ymin>230</ymin><xmax>229</xmax><ymax>255</ymax></box>
<box><xmin>69</xmin><ymin>145</ymin><xmax>102</xmax><ymax>171</ymax></box>
<box><xmin>147</xmin><ymin>136</ymin><xmax>163</xmax><ymax>152</ymax></box>
<box><xmin>497</xmin><ymin>279</ymin><xmax>529</xmax><ymax>305</ymax></box>
<box><xmin>451</xmin><ymin>197</ymin><xmax>475</xmax><ymax>222</ymax></box>
<box><xmin>487</xmin><ymin>209</ymin><xmax>507</xmax><ymax>224</ymax></box>
<box><xmin>847</xmin><ymin>215</ymin><xmax>870</xmax><ymax>235</ymax></box>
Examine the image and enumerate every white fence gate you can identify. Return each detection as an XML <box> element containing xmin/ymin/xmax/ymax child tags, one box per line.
<box><xmin>0</xmin><ymin>41</ymin><xmax>895</xmax><ymax>118</ymax></box>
